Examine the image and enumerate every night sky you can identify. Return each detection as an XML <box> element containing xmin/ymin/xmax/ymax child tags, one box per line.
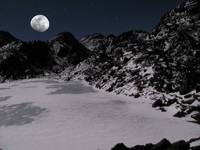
<box><xmin>0</xmin><ymin>0</ymin><xmax>178</xmax><ymax>41</ymax></box>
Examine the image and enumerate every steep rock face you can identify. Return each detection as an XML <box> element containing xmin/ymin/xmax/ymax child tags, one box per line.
<box><xmin>80</xmin><ymin>33</ymin><xmax>115</xmax><ymax>52</ymax></box>
<box><xmin>49</xmin><ymin>32</ymin><xmax>91</xmax><ymax>65</ymax></box>
<box><xmin>150</xmin><ymin>0</ymin><xmax>200</xmax><ymax>94</ymax></box>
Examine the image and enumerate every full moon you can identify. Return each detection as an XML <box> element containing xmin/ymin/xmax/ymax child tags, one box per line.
<box><xmin>30</xmin><ymin>15</ymin><xmax>50</xmax><ymax>32</ymax></box>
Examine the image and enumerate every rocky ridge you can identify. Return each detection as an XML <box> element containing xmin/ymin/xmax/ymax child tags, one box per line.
<box><xmin>0</xmin><ymin>32</ymin><xmax>90</xmax><ymax>81</ymax></box>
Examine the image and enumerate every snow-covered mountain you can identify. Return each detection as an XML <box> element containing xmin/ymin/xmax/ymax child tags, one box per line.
<box><xmin>0</xmin><ymin>32</ymin><xmax>90</xmax><ymax>81</ymax></box>
<box><xmin>0</xmin><ymin>1</ymin><xmax>200</xmax><ymax>149</ymax></box>
<box><xmin>61</xmin><ymin>0</ymin><xmax>200</xmax><ymax>122</ymax></box>
<box><xmin>0</xmin><ymin>0</ymin><xmax>199</xmax><ymax>122</ymax></box>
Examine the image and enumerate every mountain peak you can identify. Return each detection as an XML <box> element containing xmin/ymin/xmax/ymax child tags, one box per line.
<box><xmin>0</xmin><ymin>31</ymin><xmax>18</xmax><ymax>47</ymax></box>
<box><xmin>177</xmin><ymin>0</ymin><xmax>199</xmax><ymax>11</ymax></box>
<box><xmin>49</xmin><ymin>32</ymin><xmax>90</xmax><ymax>65</ymax></box>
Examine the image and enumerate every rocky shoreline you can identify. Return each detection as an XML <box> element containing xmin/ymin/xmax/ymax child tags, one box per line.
<box><xmin>112</xmin><ymin>138</ymin><xmax>200</xmax><ymax>150</ymax></box>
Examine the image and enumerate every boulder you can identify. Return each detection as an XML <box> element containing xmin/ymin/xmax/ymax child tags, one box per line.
<box><xmin>131</xmin><ymin>145</ymin><xmax>145</xmax><ymax>150</ymax></box>
<box><xmin>174</xmin><ymin>111</ymin><xmax>187</xmax><ymax>118</ymax></box>
<box><xmin>191</xmin><ymin>145</ymin><xmax>200</xmax><ymax>150</ymax></box>
<box><xmin>191</xmin><ymin>113</ymin><xmax>200</xmax><ymax>123</ymax></box>
<box><xmin>151</xmin><ymin>139</ymin><xmax>171</xmax><ymax>150</ymax></box>
<box><xmin>144</xmin><ymin>143</ymin><xmax>154</xmax><ymax>150</ymax></box>
<box><xmin>182</xmin><ymin>99</ymin><xmax>195</xmax><ymax>105</ymax></box>
<box><xmin>166</xmin><ymin>98</ymin><xmax>177</xmax><ymax>106</ymax></box>
<box><xmin>184</xmin><ymin>94</ymin><xmax>193</xmax><ymax>99</ymax></box>
<box><xmin>130</xmin><ymin>144</ymin><xmax>154</xmax><ymax>150</ymax></box>
<box><xmin>167</xmin><ymin>140</ymin><xmax>190</xmax><ymax>150</ymax></box>
<box><xmin>152</xmin><ymin>100</ymin><xmax>164</xmax><ymax>108</ymax></box>
<box><xmin>159</xmin><ymin>107</ymin><xmax>167</xmax><ymax>112</ymax></box>
<box><xmin>111</xmin><ymin>143</ymin><xmax>129</xmax><ymax>150</ymax></box>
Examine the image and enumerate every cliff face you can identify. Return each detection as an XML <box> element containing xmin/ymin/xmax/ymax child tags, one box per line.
<box><xmin>49</xmin><ymin>32</ymin><xmax>90</xmax><ymax>65</ymax></box>
<box><xmin>151</xmin><ymin>0</ymin><xmax>200</xmax><ymax>94</ymax></box>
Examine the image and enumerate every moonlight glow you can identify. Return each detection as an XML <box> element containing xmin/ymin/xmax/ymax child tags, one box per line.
<box><xmin>30</xmin><ymin>15</ymin><xmax>50</xmax><ymax>32</ymax></box>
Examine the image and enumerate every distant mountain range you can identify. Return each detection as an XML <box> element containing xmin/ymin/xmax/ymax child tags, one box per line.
<box><xmin>0</xmin><ymin>0</ymin><xmax>199</xmax><ymax>122</ymax></box>
<box><xmin>0</xmin><ymin>31</ymin><xmax>90</xmax><ymax>80</ymax></box>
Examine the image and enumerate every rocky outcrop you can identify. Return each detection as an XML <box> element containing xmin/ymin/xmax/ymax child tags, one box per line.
<box><xmin>49</xmin><ymin>32</ymin><xmax>90</xmax><ymax>65</ymax></box>
<box><xmin>111</xmin><ymin>138</ymin><xmax>199</xmax><ymax>150</ymax></box>
<box><xmin>80</xmin><ymin>33</ymin><xmax>115</xmax><ymax>52</ymax></box>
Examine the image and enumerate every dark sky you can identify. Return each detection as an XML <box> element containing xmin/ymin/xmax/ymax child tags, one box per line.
<box><xmin>0</xmin><ymin>0</ymin><xmax>178</xmax><ymax>41</ymax></box>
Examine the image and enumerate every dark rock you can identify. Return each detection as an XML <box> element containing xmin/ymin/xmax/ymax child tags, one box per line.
<box><xmin>152</xmin><ymin>100</ymin><xmax>164</xmax><ymax>108</ymax></box>
<box><xmin>166</xmin><ymin>98</ymin><xmax>177</xmax><ymax>106</ymax></box>
<box><xmin>191</xmin><ymin>113</ymin><xmax>200</xmax><ymax>123</ymax></box>
<box><xmin>184</xmin><ymin>94</ymin><xmax>193</xmax><ymax>99</ymax></box>
<box><xmin>134</xmin><ymin>93</ymin><xmax>141</xmax><ymax>98</ymax></box>
<box><xmin>191</xmin><ymin>145</ymin><xmax>200</xmax><ymax>150</ymax></box>
<box><xmin>182</xmin><ymin>99</ymin><xmax>195</xmax><ymax>105</ymax></box>
<box><xmin>111</xmin><ymin>143</ymin><xmax>129</xmax><ymax>150</ymax></box>
<box><xmin>159</xmin><ymin>107</ymin><xmax>167</xmax><ymax>112</ymax></box>
<box><xmin>151</xmin><ymin>139</ymin><xmax>171</xmax><ymax>150</ymax></box>
<box><xmin>174</xmin><ymin>111</ymin><xmax>187</xmax><ymax>118</ymax></box>
<box><xmin>111</xmin><ymin>139</ymin><xmax>196</xmax><ymax>150</ymax></box>
<box><xmin>130</xmin><ymin>143</ymin><xmax>154</xmax><ymax>150</ymax></box>
<box><xmin>193</xmin><ymin>94</ymin><xmax>200</xmax><ymax>100</ymax></box>
<box><xmin>144</xmin><ymin>143</ymin><xmax>154</xmax><ymax>150</ymax></box>
<box><xmin>190</xmin><ymin>106</ymin><xmax>200</xmax><ymax>112</ymax></box>
<box><xmin>167</xmin><ymin>140</ymin><xmax>190</xmax><ymax>150</ymax></box>
<box><xmin>111</xmin><ymin>143</ymin><xmax>153</xmax><ymax>150</ymax></box>
<box><xmin>131</xmin><ymin>145</ymin><xmax>145</xmax><ymax>150</ymax></box>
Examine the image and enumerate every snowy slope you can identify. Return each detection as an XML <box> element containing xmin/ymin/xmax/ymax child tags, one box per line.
<box><xmin>0</xmin><ymin>78</ymin><xmax>199</xmax><ymax>150</ymax></box>
<box><xmin>60</xmin><ymin>0</ymin><xmax>200</xmax><ymax>122</ymax></box>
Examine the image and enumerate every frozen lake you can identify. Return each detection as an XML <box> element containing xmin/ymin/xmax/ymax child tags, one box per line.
<box><xmin>0</xmin><ymin>78</ymin><xmax>199</xmax><ymax>150</ymax></box>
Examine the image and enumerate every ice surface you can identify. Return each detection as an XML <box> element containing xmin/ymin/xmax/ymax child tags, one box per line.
<box><xmin>0</xmin><ymin>78</ymin><xmax>199</xmax><ymax>150</ymax></box>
